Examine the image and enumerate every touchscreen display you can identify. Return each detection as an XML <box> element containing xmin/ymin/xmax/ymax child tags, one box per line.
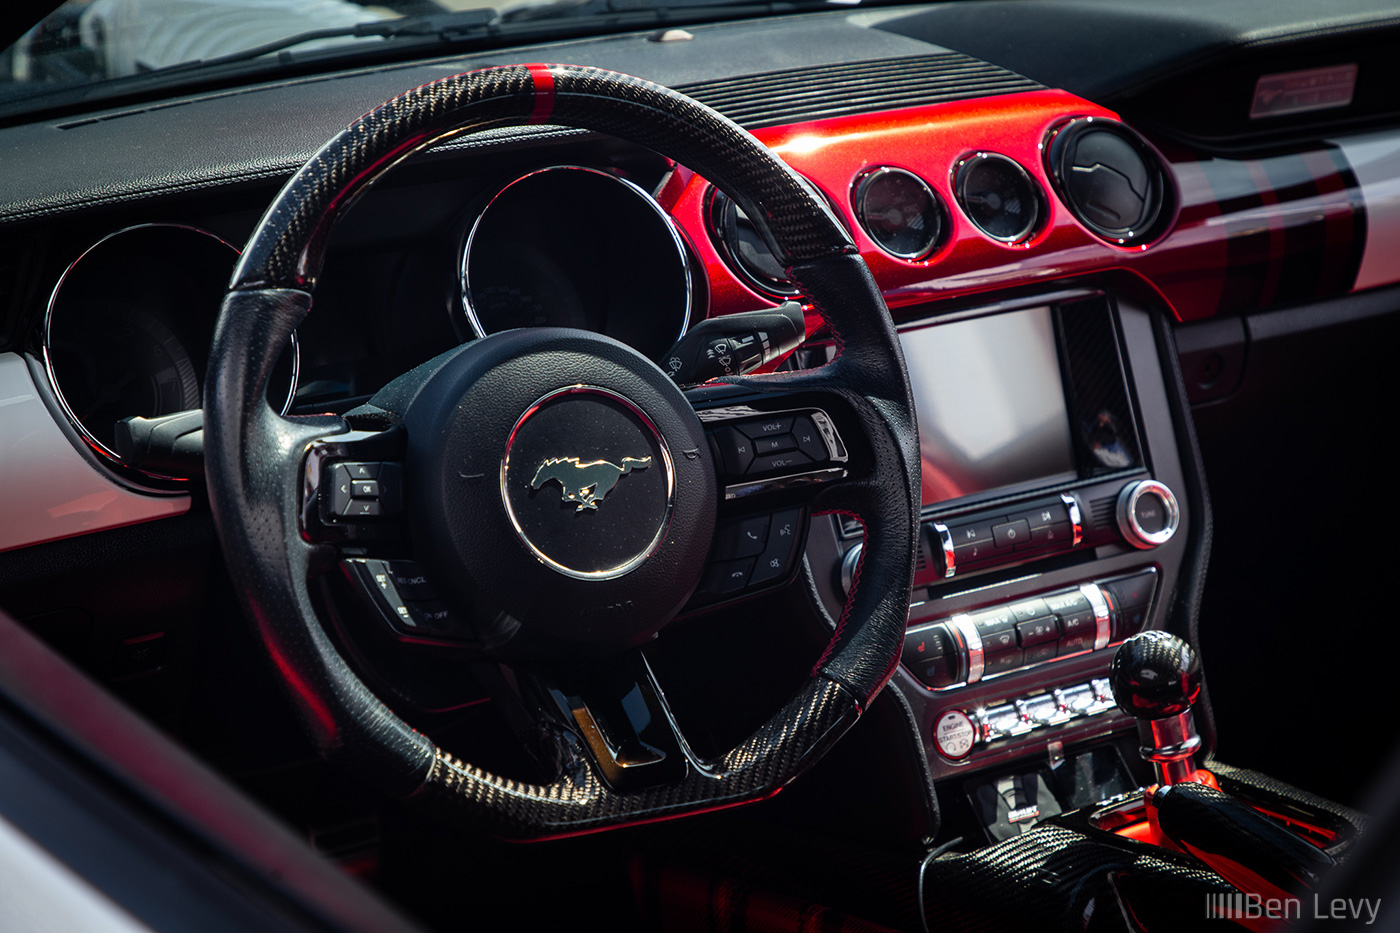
<box><xmin>900</xmin><ymin>308</ymin><xmax>1076</xmax><ymax>506</ymax></box>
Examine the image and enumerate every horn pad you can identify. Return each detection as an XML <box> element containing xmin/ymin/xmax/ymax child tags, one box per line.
<box><xmin>403</xmin><ymin>328</ymin><xmax>715</xmax><ymax>655</ymax></box>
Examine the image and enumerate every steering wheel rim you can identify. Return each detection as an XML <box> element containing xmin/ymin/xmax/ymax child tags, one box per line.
<box><xmin>205</xmin><ymin>65</ymin><xmax>920</xmax><ymax>838</ymax></box>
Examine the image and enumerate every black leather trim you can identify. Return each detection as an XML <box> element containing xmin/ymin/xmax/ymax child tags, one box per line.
<box><xmin>204</xmin><ymin>286</ymin><xmax>435</xmax><ymax>796</ymax></box>
<box><xmin>1151</xmin><ymin>310</ymin><xmax>1218</xmax><ymax>753</ymax></box>
<box><xmin>777</xmin><ymin>253</ymin><xmax>920</xmax><ymax>705</ymax></box>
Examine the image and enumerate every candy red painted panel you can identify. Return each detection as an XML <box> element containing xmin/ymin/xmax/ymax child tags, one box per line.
<box><xmin>660</xmin><ymin>90</ymin><xmax>1365</xmax><ymax>324</ymax></box>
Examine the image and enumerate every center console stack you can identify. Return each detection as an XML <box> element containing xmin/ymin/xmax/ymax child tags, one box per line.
<box><xmin>809</xmin><ymin>287</ymin><xmax>1195</xmax><ymax>813</ymax></box>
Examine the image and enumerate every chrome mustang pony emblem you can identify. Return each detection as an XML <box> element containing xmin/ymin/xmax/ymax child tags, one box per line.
<box><xmin>529</xmin><ymin>456</ymin><xmax>651</xmax><ymax>511</ymax></box>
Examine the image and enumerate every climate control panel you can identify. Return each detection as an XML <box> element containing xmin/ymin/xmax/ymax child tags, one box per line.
<box><xmin>903</xmin><ymin>569</ymin><xmax>1156</xmax><ymax>690</ymax></box>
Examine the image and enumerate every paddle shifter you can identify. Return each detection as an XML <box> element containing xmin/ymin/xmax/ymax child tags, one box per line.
<box><xmin>1109</xmin><ymin>630</ymin><xmax>1203</xmax><ymax>785</ymax></box>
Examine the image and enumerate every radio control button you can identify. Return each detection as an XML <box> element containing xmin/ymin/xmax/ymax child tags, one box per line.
<box><xmin>739</xmin><ymin>416</ymin><xmax>795</xmax><ymax>438</ymax></box>
<box><xmin>950</xmin><ymin>519</ymin><xmax>999</xmax><ymax>564</ymax></box>
<box><xmin>992</xmin><ymin>518</ymin><xmax>1032</xmax><ymax>548</ymax></box>
<box><xmin>1116</xmin><ymin>480</ymin><xmax>1180</xmax><ymax>549</ymax></box>
<box><xmin>1031</xmin><ymin>521</ymin><xmax>1073</xmax><ymax>546</ymax></box>
<box><xmin>754</xmin><ymin>434</ymin><xmax>796</xmax><ymax>455</ymax></box>
<box><xmin>791</xmin><ymin>416</ymin><xmax>829</xmax><ymax>462</ymax></box>
<box><xmin>710</xmin><ymin>426</ymin><xmax>754</xmax><ymax>475</ymax></box>
<box><xmin>747</xmin><ymin>450</ymin><xmax>813</xmax><ymax>474</ymax></box>
<box><xmin>1013</xmin><ymin>502</ymin><xmax>1068</xmax><ymax>531</ymax></box>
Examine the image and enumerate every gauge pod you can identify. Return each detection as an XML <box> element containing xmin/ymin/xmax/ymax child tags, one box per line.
<box><xmin>1045</xmin><ymin>117</ymin><xmax>1173</xmax><ymax>246</ymax></box>
<box><xmin>706</xmin><ymin>187</ymin><xmax>800</xmax><ymax>297</ymax></box>
<box><xmin>851</xmin><ymin>167</ymin><xmax>946</xmax><ymax>260</ymax></box>
<box><xmin>461</xmin><ymin>166</ymin><xmax>692</xmax><ymax>360</ymax></box>
<box><xmin>953</xmin><ymin>152</ymin><xmax>1043</xmax><ymax>244</ymax></box>
<box><xmin>42</xmin><ymin>224</ymin><xmax>297</xmax><ymax>487</ymax></box>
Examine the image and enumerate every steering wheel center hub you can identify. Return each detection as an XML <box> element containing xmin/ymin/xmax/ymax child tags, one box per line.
<box><xmin>501</xmin><ymin>385</ymin><xmax>675</xmax><ymax>580</ymax></box>
<box><xmin>401</xmin><ymin>327</ymin><xmax>714</xmax><ymax>654</ymax></box>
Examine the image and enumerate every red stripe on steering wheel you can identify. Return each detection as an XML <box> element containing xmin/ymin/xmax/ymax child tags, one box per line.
<box><xmin>527</xmin><ymin>64</ymin><xmax>556</xmax><ymax>124</ymax></box>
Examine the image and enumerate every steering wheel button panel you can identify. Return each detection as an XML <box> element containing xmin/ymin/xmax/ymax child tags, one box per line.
<box><xmin>704</xmin><ymin>559</ymin><xmax>755</xmax><ymax>595</ymax></box>
<box><xmin>711</xmin><ymin>426</ymin><xmax>755</xmax><ymax>475</ymax></box>
<box><xmin>739</xmin><ymin>416</ymin><xmax>795</xmax><ymax>438</ymax></box>
<box><xmin>714</xmin><ymin>515</ymin><xmax>771</xmax><ymax>560</ymax></box>
<box><xmin>325</xmin><ymin>461</ymin><xmax>402</xmax><ymax>520</ymax></box>
<box><xmin>748</xmin><ymin>451</ymin><xmax>813</xmax><ymax>474</ymax></box>
<box><xmin>386</xmin><ymin>562</ymin><xmax>438</xmax><ymax>601</ymax></box>
<box><xmin>753</xmin><ymin>434</ymin><xmax>797</xmax><ymax>455</ymax></box>
<box><xmin>791</xmin><ymin>417</ymin><xmax>828</xmax><ymax>462</ymax></box>
<box><xmin>749</xmin><ymin>507</ymin><xmax>804</xmax><ymax>586</ymax></box>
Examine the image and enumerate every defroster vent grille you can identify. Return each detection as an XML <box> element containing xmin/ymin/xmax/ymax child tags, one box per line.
<box><xmin>675</xmin><ymin>53</ymin><xmax>1043</xmax><ymax>129</ymax></box>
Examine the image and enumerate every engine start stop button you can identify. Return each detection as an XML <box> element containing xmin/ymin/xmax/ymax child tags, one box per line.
<box><xmin>934</xmin><ymin>709</ymin><xmax>976</xmax><ymax>760</ymax></box>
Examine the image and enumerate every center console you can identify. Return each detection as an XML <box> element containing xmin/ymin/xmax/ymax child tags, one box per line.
<box><xmin>807</xmin><ymin>288</ymin><xmax>1195</xmax><ymax>831</ymax></box>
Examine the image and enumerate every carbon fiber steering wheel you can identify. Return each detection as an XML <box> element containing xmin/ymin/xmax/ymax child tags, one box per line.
<box><xmin>205</xmin><ymin>65</ymin><xmax>919</xmax><ymax>838</ymax></box>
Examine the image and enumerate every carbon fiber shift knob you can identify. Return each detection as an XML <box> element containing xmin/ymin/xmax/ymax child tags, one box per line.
<box><xmin>1109</xmin><ymin>630</ymin><xmax>1202</xmax><ymax>720</ymax></box>
<box><xmin>1110</xmin><ymin>631</ymin><xmax>1203</xmax><ymax>784</ymax></box>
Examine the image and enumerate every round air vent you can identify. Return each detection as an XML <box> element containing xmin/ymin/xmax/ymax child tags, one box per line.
<box><xmin>1046</xmin><ymin>118</ymin><xmax>1171</xmax><ymax>245</ymax></box>
<box><xmin>953</xmin><ymin>153</ymin><xmax>1042</xmax><ymax>244</ymax></box>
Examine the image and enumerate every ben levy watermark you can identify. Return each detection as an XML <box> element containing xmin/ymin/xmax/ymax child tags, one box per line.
<box><xmin>1207</xmin><ymin>893</ymin><xmax>1381</xmax><ymax>925</ymax></box>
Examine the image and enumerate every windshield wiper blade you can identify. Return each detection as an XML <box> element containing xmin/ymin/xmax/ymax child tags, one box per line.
<box><xmin>143</xmin><ymin>8</ymin><xmax>500</xmax><ymax>79</ymax></box>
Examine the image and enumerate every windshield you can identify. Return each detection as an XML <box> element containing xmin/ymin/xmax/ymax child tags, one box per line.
<box><xmin>0</xmin><ymin>0</ymin><xmax>864</xmax><ymax>121</ymax></box>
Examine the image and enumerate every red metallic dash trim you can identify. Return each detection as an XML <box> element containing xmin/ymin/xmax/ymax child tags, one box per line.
<box><xmin>527</xmin><ymin>64</ymin><xmax>556</xmax><ymax>125</ymax></box>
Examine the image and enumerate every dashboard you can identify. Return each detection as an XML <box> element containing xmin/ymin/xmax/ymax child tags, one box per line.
<box><xmin>2</xmin><ymin>0</ymin><xmax>1399</xmax><ymax>917</ymax></box>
